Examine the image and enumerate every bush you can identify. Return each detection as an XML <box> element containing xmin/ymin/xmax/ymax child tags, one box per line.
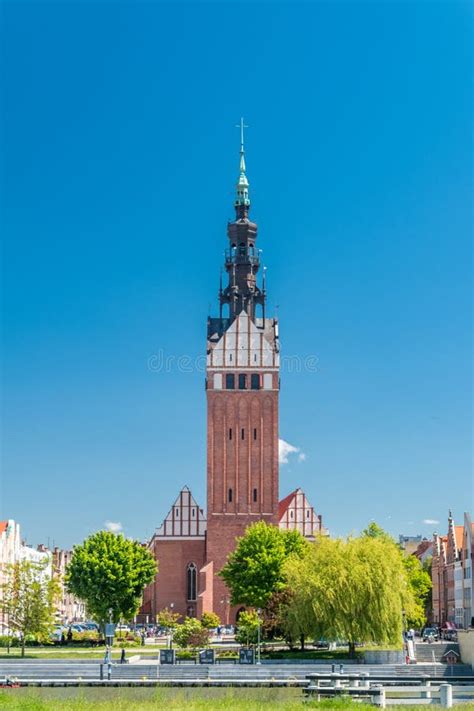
<box><xmin>201</xmin><ymin>611</ymin><xmax>220</xmax><ymax>629</ymax></box>
<box><xmin>72</xmin><ymin>631</ymin><xmax>99</xmax><ymax>643</ymax></box>
<box><xmin>0</xmin><ymin>635</ymin><xmax>19</xmax><ymax>647</ymax></box>
<box><xmin>174</xmin><ymin>618</ymin><xmax>210</xmax><ymax>650</ymax></box>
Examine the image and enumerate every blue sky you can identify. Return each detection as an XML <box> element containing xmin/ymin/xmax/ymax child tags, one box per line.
<box><xmin>1</xmin><ymin>1</ymin><xmax>472</xmax><ymax>549</ymax></box>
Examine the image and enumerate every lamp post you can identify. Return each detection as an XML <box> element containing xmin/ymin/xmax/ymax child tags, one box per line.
<box><xmin>106</xmin><ymin>607</ymin><xmax>113</xmax><ymax>680</ymax></box>
<box><xmin>169</xmin><ymin>603</ymin><xmax>175</xmax><ymax>650</ymax></box>
<box><xmin>256</xmin><ymin>608</ymin><xmax>261</xmax><ymax>665</ymax></box>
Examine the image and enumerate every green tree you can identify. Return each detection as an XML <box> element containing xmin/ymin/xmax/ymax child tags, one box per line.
<box><xmin>362</xmin><ymin>521</ymin><xmax>432</xmax><ymax>629</ymax></box>
<box><xmin>235</xmin><ymin>610</ymin><xmax>260</xmax><ymax>646</ymax></box>
<box><xmin>157</xmin><ymin>607</ymin><xmax>181</xmax><ymax>630</ymax></box>
<box><xmin>201</xmin><ymin>611</ymin><xmax>220</xmax><ymax>629</ymax></box>
<box><xmin>0</xmin><ymin>559</ymin><xmax>60</xmax><ymax>657</ymax></box>
<box><xmin>173</xmin><ymin>618</ymin><xmax>209</xmax><ymax>650</ymax></box>
<box><xmin>66</xmin><ymin>531</ymin><xmax>156</xmax><ymax>628</ymax></box>
<box><xmin>402</xmin><ymin>554</ymin><xmax>432</xmax><ymax>628</ymax></box>
<box><xmin>219</xmin><ymin>521</ymin><xmax>308</xmax><ymax>608</ymax></box>
<box><xmin>284</xmin><ymin>533</ymin><xmax>414</xmax><ymax>657</ymax></box>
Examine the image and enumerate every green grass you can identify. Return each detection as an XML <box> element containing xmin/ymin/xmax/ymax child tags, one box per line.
<box><xmin>1</xmin><ymin>689</ymin><xmax>473</xmax><ymax>711</ymax></box>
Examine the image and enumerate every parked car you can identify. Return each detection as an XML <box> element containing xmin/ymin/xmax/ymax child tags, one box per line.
<box><xmin>71</xmin><ymin>624</ymin><xmax>87</xmax><ymax>633</ymax></box>
<box><xmin>82</xmin><ymin>622</ymin><xmax>99</xmax><ymax>631</ymax></box>
<box><xmin>115</xmin><ymin>624</ymin><xmax>130</xmax><ymax>634</ymax></box>
<box><xmin>313</xmin><ymin>639</ymin><xmax>330</xmax><ymax>649</ymax></box>
<box><xmin>422</xmin><ymin>627</ymin><xmax>439</xmax><ymax>642</ymax></box>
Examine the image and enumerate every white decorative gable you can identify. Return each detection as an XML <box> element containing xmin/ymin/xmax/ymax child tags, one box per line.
<box><xmin>155</xmin><ymin>486</ymin><xmax>206</xmax><ymax>539</ymax></box>
<box><xmin>279</xmin><ymin>488</ymin><xmax>325</xmax><ymax>539</ymax></box>
<box><xmin>207</xmin><ymin>311</ymin><xmax>279</xmax><ymax>370</ymax></box>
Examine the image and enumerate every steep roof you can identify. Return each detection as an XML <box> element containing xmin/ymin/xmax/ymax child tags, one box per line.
<box><xmin>454</xmin><ymin>525</ymin><xmax>463</xmax><ymax>550</ymax></box>
<box><xmin>278</xmin><ymin>489</ymin><xmax>298</xmax><ymax>520</ymax></box>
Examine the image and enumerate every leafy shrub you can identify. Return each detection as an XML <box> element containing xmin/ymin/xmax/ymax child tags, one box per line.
<box><xmin>174</xmin><ymin>618</ymin><xmax>210</xmax><ymax>650</ymax></box>
<box><xmin>201</xmin><ymin>611</ymin><xmax>220</xmax><ymax>629</ymax></box>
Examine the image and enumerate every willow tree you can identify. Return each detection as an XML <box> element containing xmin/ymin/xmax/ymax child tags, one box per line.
<box><xmin>284</xmin><ymin>533</ymin><xmax>414</xmax><ymax>656</ymax></box>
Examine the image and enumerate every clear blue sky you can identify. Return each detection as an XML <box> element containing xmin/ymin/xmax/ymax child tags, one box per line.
<box><xmin>1</xmin><ymin>2</ymin><xmax>472</xmax><ymax>549</ymax></box>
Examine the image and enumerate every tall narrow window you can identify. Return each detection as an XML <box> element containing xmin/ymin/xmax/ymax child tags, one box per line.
<box><xmin>228</xmin><ymin>488</ymin><xmax>233</xmax><ymax>503</ymax></box>
<box><xmin>187</xmin><ymin>563</ymin><xmax>197</xmax><ymax>601</ymax></box>
<box><xmin>253</xmin><ymin>428</ymin><xmax>257</xmax><ymax>440</ymax></box>
<box><xmin>251</xmin><ymin>374</ymin><xmax>260</xmax><ymax>390</ymax></box>
<box><xmin>238</xmin><ymin>373</ymin><xmax>246</xmax><ymax>389</ymax></box>
<box><xmin>241</xmin><ymin>428</ymin><xmax>245</xmax><ymax>440</ymax></box>
<box><xmin>229</xmin><ymin>428</ymin><xmax>233</xmax><ymax>440</ymax></box>
<box><xmin>226</xmin><ymin>374</ymin><xmax>235</xmax><ymax>389</ymax></box>
<box><xmin>253</xmin><ymin>488</ymin><xmax>258</xmax><ymax>502</ymax></box>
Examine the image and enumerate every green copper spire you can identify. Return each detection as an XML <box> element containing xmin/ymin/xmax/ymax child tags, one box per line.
<box><xmin>235</xmin><ymin>117</ymin><xmax>250</xmax><ymax>209</ymax></box>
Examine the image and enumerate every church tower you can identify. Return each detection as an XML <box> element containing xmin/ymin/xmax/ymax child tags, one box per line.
<box><xmin>202</xmin><ymin>121</ymin><xmax>280</xmax><ymax>619</ymax></box>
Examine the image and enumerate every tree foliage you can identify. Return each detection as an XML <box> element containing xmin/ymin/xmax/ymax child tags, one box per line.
<box><xmin>219</xmin><ymin>521</ymin><xmax>308</xmax><ymax>608</ymax></box>
<box><xmin>173</xmin><ymin>618</ymin><xmax>209</xmax><ymax>649</ymax></box>
<box><xmin>0</xmin><ymin>560</ymin><xmax>60</xmax><ymax>656</ymax></box>
<box><xmin>157</xmin><ymin>607</ymin><xmax>181</xmax><ymax>629</ymax></box>
<box><xmin>402</xmin><ymin>554</ymin><xmax>432</xmax><ymax>628</ymax></box>
<box><xmin>362</xmin><ymin>522</ymin><xmax>432</xmax><ymax>628</ymax></box>
<box><xmin>284</xmin><ymin>533</ymin><xmax>414</xmax><ymax>655</ymax></box>
<box><xmin>235</xmin><ymin>610</ymin><xmax>260</xmax><ymax>646</ymax></box>
<box><xmin>66</xmin><ymin>531</ymin><xmax>156</xmax><ymax>626</ymax></box>
<box><xmin>200</xmin><ymin>611</ymin><xmax>220</xmax><ymax>629</ymax></box>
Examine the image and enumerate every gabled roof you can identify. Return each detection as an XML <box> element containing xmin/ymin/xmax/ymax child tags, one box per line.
<box><xmin>454</xmin><ymin>525</ymin><xmax>463</xmax><ymax>550</ymax></box>
<box><xmin>414</xmin><ymin>540</ymin><xmax>432</xmax><ymax>558</ymax></box>
<box><xmin>278</xmin><ymin>489</ymin><xmax>298</xmax><ymax>519</ymax></box>
<box><xmin>154</xmin><ymin>485</ymin><xmax>206</xmax><ymax>539</ymax></box>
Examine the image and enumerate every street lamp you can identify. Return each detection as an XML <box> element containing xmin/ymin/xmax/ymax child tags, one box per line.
<box><xmin>169</xmin><ymin>603</ymin><xmax>175</xmax><ymax>650</ymax></box>
<box><xmin>256</xmin><ymin>608</ymin><xmax>262</xmax><ymax>665</ymax></box>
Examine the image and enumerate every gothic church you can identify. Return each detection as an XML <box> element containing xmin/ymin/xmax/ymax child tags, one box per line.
<box><xmin>142</xmin><ymin>126</ymin><xmax>324</xmax><ymax>623</ymax></box>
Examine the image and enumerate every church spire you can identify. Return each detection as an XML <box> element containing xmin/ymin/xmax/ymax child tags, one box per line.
<box><xmin>235</xmin><ymin>118</ymin><xmax>250</xmax><ymax>216</ymax></box>
<box><xmin>217</xmin><ymin>119</ymin><xmax>264</xmax><ymax>323</ymax></box>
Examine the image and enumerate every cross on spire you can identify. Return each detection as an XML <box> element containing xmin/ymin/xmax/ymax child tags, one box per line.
<box><xmin>236</xmin><ymin>117</ymin><xmax>249</xmax><ymax>152</ymax></box>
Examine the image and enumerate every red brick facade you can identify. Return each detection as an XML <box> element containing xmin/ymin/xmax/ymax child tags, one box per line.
<box><xmin>142</xmin><ymin>136</ymin><xmax>324</xmax><ymax>624</ymax></box>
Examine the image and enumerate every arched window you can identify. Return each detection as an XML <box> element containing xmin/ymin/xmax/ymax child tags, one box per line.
<box><xmin>187</xmin><ymin>563</ymin><xmax>197</xmax><ymax>602</ymax></box>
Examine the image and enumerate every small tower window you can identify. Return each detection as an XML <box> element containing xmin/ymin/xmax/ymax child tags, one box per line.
<box><xmin>241</xmin><ymin>428</ymin><xmax>245</xmax><ymax>440</ymax></box>
<box><xmin>306</xmin><ymin>510</ymin><xmax>310</xmax><ymax>518</ymax></box>
<box><xmin>253</xmin><ymin>488</ymin><xmax>258</xmax><ymax>502</ymax></box>
<box><xmin>226</xmin><ymin>374</ymin><xmax>235</xmax><ymax>389</ymax></box>
<box><xmin>192</xmin><ymin>508</ymin><xmax>195</xmax><ymax>517</ymax></box>
<box><xmin>251</xmin><ymin>374</ymin><xmax>260</xmax><ymax>390</ymax></box>
<box><xmin>228</xmin><ymin>488</ymin><xmax>233</xmax><ymax>503</ymax></box>
<box><xmin>175</xmin><ymin>508</ymin><xmax>179</xmax><ymax>517</ymax></box>
<box><xmin>290</xmin><ymin>511</ymin><xmax>294</xmax><ymax>519</ymax></box>
<box><xmin>253</xmin><ymin>428</ymin><xmax>257</xmax><ymax>440</ymax></box>
<box><xmin>239</xmin><ymin>374</ymin><xmax>247</xmax><ymax>389</ymax></box>
<box><xmin>229</xmin><ymin>428</ymin><xmax>233</xmax><ymax>440</ymax></box>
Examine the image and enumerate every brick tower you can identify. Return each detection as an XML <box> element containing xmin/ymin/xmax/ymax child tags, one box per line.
<box><xmin>201</xmin><ymin>121</ymin><xmax>280</xmax><ymax>620</ymax></box>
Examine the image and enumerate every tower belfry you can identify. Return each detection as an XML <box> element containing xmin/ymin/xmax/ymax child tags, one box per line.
<box><xmin>219</xmin><ymin>118</ymin><xmax>265</xmax><ymax>323</ymax></box>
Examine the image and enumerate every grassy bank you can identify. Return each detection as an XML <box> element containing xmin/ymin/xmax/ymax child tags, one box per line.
<box><xmin>1</xmin><ymin>689</ymin><xmax>473</xmax><ymax>711</ymax></box>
